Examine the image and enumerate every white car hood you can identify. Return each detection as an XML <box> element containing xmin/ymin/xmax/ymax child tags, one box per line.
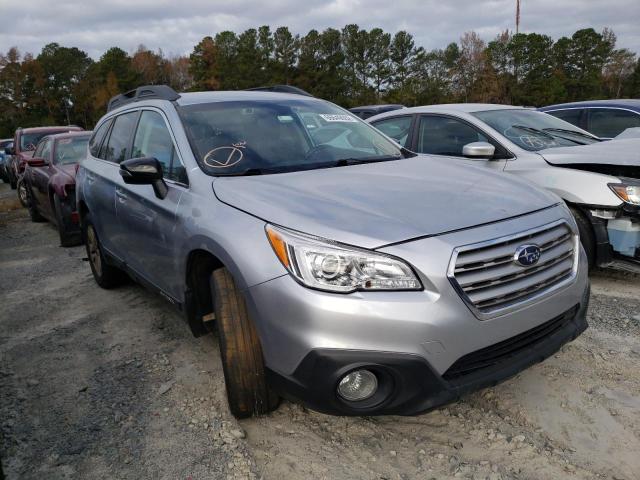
<box><xmin>539</xmin><ymin>138</ymin><xmax>640</xmax><ymax>167</ymax></box>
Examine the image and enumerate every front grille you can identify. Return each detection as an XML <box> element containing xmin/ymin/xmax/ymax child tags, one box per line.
<box><xmin>443</xmin><ymin>305</ymin><xmax>579</xmax><ymax>381</ymax></box>
<box><xmin>449</xmin><ymin>220</ymin><xmax>577</xmax><ymax>317</ymax></box>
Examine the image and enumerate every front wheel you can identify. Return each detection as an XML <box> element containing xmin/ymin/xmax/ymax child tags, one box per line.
<box><xmin>210</xmin><ymin>267</ymin><xmax>279</xmax><ymax>418</ymax></box>
<box><xmin>570</xmin><ymin>207</ymin><xmax>596</xmax><ymax>270</ymax></box>
<box><xmin>17</xmin><ymin>177</ymin><xmax>28</xmax><ymax>207</ymax></box>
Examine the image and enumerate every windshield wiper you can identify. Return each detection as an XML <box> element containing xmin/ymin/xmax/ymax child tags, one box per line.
<box><xmin>543</xmin><ymin>128</ymin><xmax>601</xmax><ymax>142</ymax></box>
<box><xmin>511</xmin><ymin>125</ymin><xmax>556</xmax><ymax>139</ymax></box>
<box><xmin>214</xmin><ymin>168</ymin><xmax>266</xmax><ymax>176</ymax></box>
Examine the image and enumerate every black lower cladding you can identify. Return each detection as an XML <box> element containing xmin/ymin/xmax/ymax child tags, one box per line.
<box><xmin>267</xmin><ymin>285</ymin><xmax>590</xmax><ymax>416</ymax></box>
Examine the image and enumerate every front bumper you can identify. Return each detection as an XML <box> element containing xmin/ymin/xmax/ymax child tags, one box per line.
<box><xmin>244</xmin><ymin>206</ymin><xmax>590</xmax><ymax>415</ymax></box>
<box><xmin>267</xmin><ymin>286</ymin><xmax>588</xmax><ymax>415</ymax></box>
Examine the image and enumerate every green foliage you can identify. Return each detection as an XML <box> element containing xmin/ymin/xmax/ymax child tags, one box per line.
<box><xmin>0</xmin><ymin>26</ymin><xmax>637</xmax><ymax>138</ymax></box>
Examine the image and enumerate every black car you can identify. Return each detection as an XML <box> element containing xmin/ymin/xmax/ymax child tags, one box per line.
<box><xmin>349</xmin><ymin>104</ymin><xmax>405</xmax><ymax>120</ymax></box>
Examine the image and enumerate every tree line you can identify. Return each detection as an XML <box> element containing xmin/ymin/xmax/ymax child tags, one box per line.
<box><xmin>0</xmin><ymin>25</ymin><xmax>638</xmax><ymax>137</ymax></box>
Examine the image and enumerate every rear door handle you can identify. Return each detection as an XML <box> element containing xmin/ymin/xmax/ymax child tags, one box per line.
<box><xmin>86</xmin><ymin>172</ymin><xmax>96</xmax><ymax>184</ymax></box>
<box><xmin>115</xmin><ymin>188</ymin><xmax>128</xmax><ymax>203</ymax></box>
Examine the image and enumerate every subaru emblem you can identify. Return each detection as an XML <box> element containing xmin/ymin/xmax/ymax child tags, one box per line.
<box><xmin>514</xmin><ymin>244</ymin><xmax>541</xmax><ymax>267</ymax></box>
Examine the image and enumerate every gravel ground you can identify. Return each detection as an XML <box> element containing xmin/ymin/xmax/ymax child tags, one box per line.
<box><xmin>1</xmin><ymin>181</ymin><xmax>639</xmax><ymax>480</ymax></box>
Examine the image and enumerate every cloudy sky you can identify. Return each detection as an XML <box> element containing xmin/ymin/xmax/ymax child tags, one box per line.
<box><xmin>1</xmin><ymin>0</ymin><xmax>639</xmax><ymax>59</ymax></box>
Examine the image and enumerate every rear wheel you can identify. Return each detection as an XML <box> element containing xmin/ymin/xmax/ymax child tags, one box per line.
<box><xmin>570</xmin><ymin>207</ymin><xmax>596</xmax><ymax>270</ymax></box>
<box><xmin>210</xmin><ymin>267</ymin><xmax>279</xmax><ymax>418</ymax></box>
<box><xmin>84</xmin><ymin>214</ymin><xmax>127</xmax><ymax>288</ymax></box>
<box><xmin>54</xmin><ymin>195</ymin><xmax>81</xmax><ymax>247</ymax></box>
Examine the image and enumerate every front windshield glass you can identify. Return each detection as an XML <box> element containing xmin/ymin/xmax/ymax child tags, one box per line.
<box><xmin>179</xmin><ymin>99</ymin><xmax>405</xmax><ymax>175</ymax></box>
<box><xmin>54</xmin><ymin>136</ymin><xmax>90</xmax><ymax>165</ymax></box>
<box><xmin>20</xmin><ymin>133</ymin><xmax>49</xmax><ymax>151</ymax></box>
<box><xmin>472</xmin><ymin>109</ymin><xmax>600</xmax><ymax>151</ymax></box>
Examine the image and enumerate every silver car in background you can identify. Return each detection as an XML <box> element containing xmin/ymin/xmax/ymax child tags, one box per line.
<box><xmin>369</xmin><ymin>105</ymin><xmax>640</xmax><ymax>272</ymax></box>
<box><xmin>77</xmin><ymin>86</ymin><xmax>589</xmax><ymax>418</ymax></box>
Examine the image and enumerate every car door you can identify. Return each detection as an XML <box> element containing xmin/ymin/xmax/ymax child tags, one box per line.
<box><xmin>83</xmin><ymin>111</ymin><xmax>139</xmax><ymax>257</ymax></box>
<box><xmin>412</xmin><ymin>114</ymin><xmax>509</xmax><ymax>171</ymax></box>
<box><xmin>370</xmin><ymin>115</ymin><xmax>415</xmax><ymax>148</ymax></box>
<box><xmin>115</xmin><ymin>109</ymin><xmax>187</xmax><ymax>299</ymax></box>
<box><xmin>587</xmin><ymin>108</ymin><xmax>640</xmax><ymax>139</ymax></box>
<box><xmin>29</xmin><ymin>138</ymin><xmax>54</xmax><ymax>215</ymax></box>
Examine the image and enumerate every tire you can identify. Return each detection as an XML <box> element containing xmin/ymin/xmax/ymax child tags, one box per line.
<box><xmin>54</xmin><ymin>195</ymin><xmax>81</xmax><ymax>247</ymax></box>
<box><xmin>27</xmin><ymin>188</ymin><xmax>45</xmax><ymax>223</ymax></box>
<box><xmin>210</xmin><ymin>267</ymin><xmax>279</xmax><ymax>418</ymax></box>
<box><xmin>84</xmin><ymin>214</ymin><xmax>127</xmax><ymax>289</ymax></box>
<box><xmin>570</xmin><ymin>207</ymin><xmax>596</xmax><ymax>270</ymax></box>
<box><xmin>17</xmin><ymin>177</ymin><xmax>28</xmax><ymax>207</ymax></box>
<box><xmin>10</xmin><ymin>174</ymin><xmax>17</xmax><ymax>189</ymax></box>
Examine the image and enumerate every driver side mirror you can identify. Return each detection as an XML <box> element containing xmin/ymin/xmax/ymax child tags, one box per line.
<box><xmin>462</xmin><ymin>142</ymin><xmax>495</xmax><ymax>159</ymax></box>
<box><xmin>119</xmin><ymin>157</ymin><xmax>168</xmax><ymax>199</ymax></box>
<box><xmin>27</xmin><ymin>157</ymin><xmax>48</xmax><ymax>167</ymax></box>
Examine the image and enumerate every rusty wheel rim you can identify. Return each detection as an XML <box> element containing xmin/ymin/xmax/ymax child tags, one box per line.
<box><xmin>86</xmin><ymin>226</ymin><xmax>102</xmax><ymax>277</ymax></box>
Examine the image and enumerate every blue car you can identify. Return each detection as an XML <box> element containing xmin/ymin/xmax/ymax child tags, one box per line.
<box><xmin>539</xmin><ymin>99</ymin><xmax>640</xmax><ymax>139</ymax></box>
<box><xmin>0</xmin><ymin>138</ymin><xmax>14</xmax><ymax>183</ymax></box>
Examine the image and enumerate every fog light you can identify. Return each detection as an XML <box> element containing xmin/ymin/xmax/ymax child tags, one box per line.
<box><xmin>337</xmin><ymin>369</ymin><xmax>378</xmax><ymax>402</ymax></box>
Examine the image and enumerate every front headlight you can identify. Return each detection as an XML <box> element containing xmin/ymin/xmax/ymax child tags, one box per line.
<box><xmin>265</xmin><ymin>224</ymin><xmax>422</xmax><ymax>293</ymax></box>
<box><xmin>609</xmin><ymin>183</ymin><xmax>640</xmax><ymax>205</ymax></box>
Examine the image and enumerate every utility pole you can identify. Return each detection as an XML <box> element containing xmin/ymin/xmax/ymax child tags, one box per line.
<box><xmin>516</xmin><ymin>0</ymin><xmax>521</xmax><ymax>34</ymax></box>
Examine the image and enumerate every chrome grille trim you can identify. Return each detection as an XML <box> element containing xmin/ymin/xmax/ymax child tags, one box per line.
<box><xmin>448</xmin><ymin>219</ymin><xmax>579</xmax><ymax>320</ymax></box>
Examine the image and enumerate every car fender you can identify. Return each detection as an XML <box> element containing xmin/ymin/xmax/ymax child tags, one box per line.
<box><xmin>509</xmin><ymin>164</ymin><xmax>623</xmax><ymax>207</ymax></box>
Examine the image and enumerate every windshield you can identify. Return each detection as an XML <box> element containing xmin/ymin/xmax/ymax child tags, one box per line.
<box><xmin>20</xmin><ymin>133</ymin><xmax>49</xmax><ymax>151</ymax></box>
<box><xmin>54</xmin><ymin>136</ymin><xmax>90</xmax><ymax>165</ymax></box>
<box><xmin>179</xmin><ymin>99</ymin><xmax>405</xmax><ymax>175</ymax></box>
<box><xmin>472</xmin><ymin>109</ymin><xmax>600</xmax><ymax>151</ymax></box>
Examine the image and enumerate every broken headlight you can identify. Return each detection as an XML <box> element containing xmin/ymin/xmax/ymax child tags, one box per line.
<box><xmin>609</xmin><ymin>183</ymin><xmax>640</xmax><ymax>206</ymax></box>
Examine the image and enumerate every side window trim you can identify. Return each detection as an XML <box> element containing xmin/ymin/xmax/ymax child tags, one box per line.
<box><xmin>90</xmin><ymin>118</ymin><xmax>113</xmax><ymax>160</ymax></box>
<box><xmin>97</xmin><ymin>109</ymin><xmax>141</xmax><ymax>163</ymax></box>
<box><xmin>415</xmin><ymin>113</ymin><xmax>514</xmax><ymax>160</ymax></box>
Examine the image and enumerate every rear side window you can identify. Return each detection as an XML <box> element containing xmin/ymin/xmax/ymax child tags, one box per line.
<box><xmin>589</xmin><ymin>108</ymin><xmax>640</xmax><ymax>138</ymax></box>
<box><xmin>103</xmin><ymin>111</ymin><xmax>139</xmax><ymax>163</ymax></box>
<box><xmin>371</xmin><ymin>116</ymin><xmax>413</xmax><ymax>147</ymax></box>
<box><xmin>417</xmin><ymin>115</ymin><xmax>489</xmax><ymax>156</ymax></box>
<box><xmin>547</xmin><ymin>109</ymin><xmax>583</xmax><ymax>128</ymax></box>
<box><xmin>89</xmin><ymin>119</ymin><xmax>112</xmax><ymax>158</ymax></box>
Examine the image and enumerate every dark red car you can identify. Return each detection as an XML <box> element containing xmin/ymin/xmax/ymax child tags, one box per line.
<box><xmin>7</xmin><ymin>126</ymin><xmax>83</xmax><ymax>203</ymax></box>
<box><xmin>24</xmin><ymin>131</ymin><xmax>92</xmax><ymax>246</ymax></box>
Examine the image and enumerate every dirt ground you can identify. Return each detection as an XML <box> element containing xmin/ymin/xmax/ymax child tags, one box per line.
<box><xmin>1</xmin><ymin>181</ymin><xmax>639</xmax><ymax>480</ymax></box>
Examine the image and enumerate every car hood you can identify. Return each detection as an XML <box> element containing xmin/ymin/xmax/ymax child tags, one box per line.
<box><xmin>18</xmin><ymin>151</ymin><xmax>34</xmax><ymax>160</ymax></box>
<box><xmin>213</xmin><ymin>156</ymin><xmax>560</xmax><ymax>248</ymax></box>
<box><xmin>539</xmin><ymin>138</ymin><xmax>640</xmax><ymax>167</ymax></box>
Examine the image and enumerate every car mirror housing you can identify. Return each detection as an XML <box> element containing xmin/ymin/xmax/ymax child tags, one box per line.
<box><xmin>27</xmin><ymin>157</ymin><xmax>48</xmax><ymax>167</ymax></box>
<box><xmin>462</xmin><ymin>142</ymin><xmax>496</xmax><ymax>159</ymax></box>
<box><xmin>119</xmin><ymin>157</ymin><xmax>168</xmax><ymax>199</ymax></box>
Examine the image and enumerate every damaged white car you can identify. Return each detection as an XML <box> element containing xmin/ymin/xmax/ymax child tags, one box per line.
<box><xmin>368</xmin><ymin>105</ymin><xmax>640</xmax><ymax>271</ymax></box>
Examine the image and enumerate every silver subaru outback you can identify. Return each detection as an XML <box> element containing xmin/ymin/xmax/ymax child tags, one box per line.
<box><xmin>77</xmin><ymin>85</ymin><xmax>589</xmax><ymax>418</ymax></box>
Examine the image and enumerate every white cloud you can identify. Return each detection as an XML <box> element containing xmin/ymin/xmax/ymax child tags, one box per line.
<box><xmin>0</xmin><ymin>0</ymin><xmax>638</xmax><ymax>59</ymax></box>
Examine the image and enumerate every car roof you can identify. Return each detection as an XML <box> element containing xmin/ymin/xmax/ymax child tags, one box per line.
<box><xmin>540</xmin><ymin>99</ymin><xmax>640</xmax><ymax>111</ymax></box>
<box><xmin>175</xmin><ymin>90</ymin><xmax>326</xmax><ymax>106</ymax></box>
<box><xmin>19</xmin><ymin>126</ymin><xmax>83</xmax><ymax>134</ymax></box>
<box><xmin>46</xmin><ymin>131</ymin><xmax>92</xmax><ymax>142</ymax></box>
<box><xmin>366</xmin><ymin>103</ymin><xmax>527</xmax><ymax>122</ymax></box>
<box><xmin>350</xmin><ymin>104</ymin><xmax>404</xmax><ymax>111</ymax></box>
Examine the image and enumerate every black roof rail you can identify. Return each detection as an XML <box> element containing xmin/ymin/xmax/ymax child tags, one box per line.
<box><xmin>107</xmin><ymin>85</ymin><xmax>181</xmax><ymax>112</ymax></box>
<box><xmin>245</xmin><ymin>85</ymin><xmax>313</xmax><ymax>97</ymax></box>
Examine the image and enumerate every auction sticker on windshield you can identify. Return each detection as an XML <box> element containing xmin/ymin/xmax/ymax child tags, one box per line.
<box><xmin>319</xmin><ymin>114</ymin><xmax>358</xmax><ymax>123</ymax></box>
